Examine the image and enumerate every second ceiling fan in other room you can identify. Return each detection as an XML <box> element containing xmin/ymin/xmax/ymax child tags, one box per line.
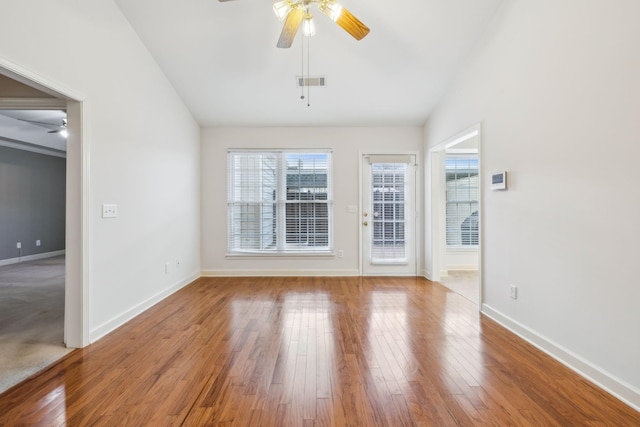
<box><xmin>18</xmin><ymin>118</ymin><xmax>68</xmax><ymax>135</ymax></box>
<box><xmin>219</xmin><ymin>0</ymin><xmax>370</xmax><ymax>48</ymax></box>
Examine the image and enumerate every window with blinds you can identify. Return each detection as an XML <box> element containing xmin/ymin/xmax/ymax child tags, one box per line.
<box><xmin>371</xmin><ymin>162</ymin><xmax>407</xmax><ymax>263</ymax></box>
<box><xmin>227</xmin><ymin>150</ymin><xmax>332</xmax><ymax>254</ymax></box>
<box><xmin>445</xmin><ymin>156</ymin><xmax>479</xmax><ymax>247</ymax></box>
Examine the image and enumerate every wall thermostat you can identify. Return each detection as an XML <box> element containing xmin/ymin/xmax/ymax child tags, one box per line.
<box><xmin>491</xmin><ymin>171</ymin><xmax>507</xmax><ymax>190</ymax></box>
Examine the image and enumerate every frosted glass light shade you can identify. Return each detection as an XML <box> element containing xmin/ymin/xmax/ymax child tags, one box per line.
<box><xmin>302</xmin><ymin>15</ymin><xmax>316</xmax><ymax>37</ymax></box>
<box><xmin>319</xmin><ymin>2</ymin><xmax>343</xmax><ymax>21</ymax></box>
<box><xmin>273</xmin><ymin>1</ymin><xmax>293</xmax><ymax>21</ymax></box>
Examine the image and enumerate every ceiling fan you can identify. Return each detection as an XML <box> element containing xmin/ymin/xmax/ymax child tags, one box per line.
<box><xmin>219</xmin><ymin>0</ymin><xmax>370</xmax><ymax>48</ymax></box>
<box><xmin>19</xmin><ymin>118</ymin><xmax>68</xmax><ymax>135</ymax></box>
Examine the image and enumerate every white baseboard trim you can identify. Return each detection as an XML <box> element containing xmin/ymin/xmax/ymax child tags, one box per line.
<box><xmin>481</xmin><ymin>304</ymin><xmax>640</xmax><ymax>412</ymax></box>
<box><xmin>0</xmin><ymin>250</ymin><xmax>66</xmax><ymax>267</ymax></box>
<box><xmin>201</xmin><ymin>269</ymin><xmax>360</xmax><ymax>277</ymax></box>
<box><xmin>361</xmin><ymin>273</ymin><xmax>418</xmax><ymax>277</ymax></box>
<box><xmin>422</xmin><ymin>269</ymin><xmax>431</xmax><ymax>280</ymax></box>
<box><xmin>89</xmin><ymin>272</ymin><xmax>199</xmax><ymax>343</ymax></box>
<box><xmin>446</xmin><ymin>264</ymin><xmax>478</xmax><ymax>271</ymax></box>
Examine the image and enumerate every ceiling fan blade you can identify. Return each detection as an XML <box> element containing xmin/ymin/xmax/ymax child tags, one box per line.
<box><xmin>322</xmin><ymin>5</ymin><xmax>370</xmax><ymax>41</ymax></box>
<box><xmin>17</xmin><ymin>118</ymin><xmax>63</xmax><ymax>129</ymax></box>
<box><xmin>277</xmin><ymin>8</ymin><xmax>304</xmax><ymax>48</ymax></box>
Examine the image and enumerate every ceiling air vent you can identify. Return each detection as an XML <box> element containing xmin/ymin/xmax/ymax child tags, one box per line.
<box><xmin>296</xmin><ymin>76</ymin><xmax>327</xmax><ymax>87</ymax></box>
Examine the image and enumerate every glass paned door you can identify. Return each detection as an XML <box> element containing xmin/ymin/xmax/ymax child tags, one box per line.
<box><xmin>362</xmin><ymin>155</ymin><xmax>416</xmax><ymax>275</ymax></box>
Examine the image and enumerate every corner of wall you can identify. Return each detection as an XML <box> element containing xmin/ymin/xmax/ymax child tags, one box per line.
<box><xmin>481</xmin><ymin>304</ymin><xmax>640</xmax><ymax>412</ymax></box>
<box><xmin>89</xmin><ymin>272</ymin><xmax>200</xmax><ymax>343</ymax></box>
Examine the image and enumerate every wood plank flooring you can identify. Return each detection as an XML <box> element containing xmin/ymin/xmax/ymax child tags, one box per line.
<box><xmin>0</xmin><ymin>276</ymin><xmax>638</xmax><ymax>426</ymax></box>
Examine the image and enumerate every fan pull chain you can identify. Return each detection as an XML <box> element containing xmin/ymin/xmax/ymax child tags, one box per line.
<box><xmin>299</xmin><ymin>35</ymin><xmax>311</xmax><ymax>107</ymax></box>
<box><xmin>306</xmin><ymin>35</ymin><xmax>311</xmax><ymax>107</ymax></box>
<box><xmin>300</xmin><ymin>35</ymin><xmax>305</xmax><ymax>101</ymax></box>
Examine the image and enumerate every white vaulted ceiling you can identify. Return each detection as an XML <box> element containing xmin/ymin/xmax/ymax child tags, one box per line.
<box><xmin>113</xmin><ymin>0</ymin><xmax>503</xmax><ymax>127</ymax></box>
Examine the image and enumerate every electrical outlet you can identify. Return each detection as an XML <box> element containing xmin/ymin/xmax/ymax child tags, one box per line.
<box><xmin>16</xmin><ymin>242</ymin><xmax>21</xmax><ymax>249</ymax></box>
<box><xmin>176</xmin><ymin>260</ymin><xmax>181</xmax><ymax>269</ymax></box>
<box><xmin>509</xmin><ymin>284</ymin><xmax>518</xmax><ymax>300</ymax></box>
<box><xmin>36</xmin><ymin>240</ymin><xmax>41</xmax><ymax>247</ymax></box>
<box><xmin>102</xmin><ymin>204</ymin><xmax>118</xmax><ymax>218</ymax></box>
<box><xmin>337</xmin><ymin>249</ymin><xmax>344</xmax><ymax>258</ymax></box>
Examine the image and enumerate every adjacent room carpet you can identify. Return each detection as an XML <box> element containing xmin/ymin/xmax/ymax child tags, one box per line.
<box><xmin>0</xmin><ymin>256</ymin><xmax>72</xmax><ymax>394</ymax></box>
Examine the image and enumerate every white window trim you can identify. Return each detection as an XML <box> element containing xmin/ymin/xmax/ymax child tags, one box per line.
<box><xmin>227</xmin><ymin>149</ymin><xmax>333</xmax><ymax>256</ymax></box>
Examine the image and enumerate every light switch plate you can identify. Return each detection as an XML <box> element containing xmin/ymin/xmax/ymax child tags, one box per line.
<box><xmin>102</xmin><ymin>204</ymin><xmax>118</xmax><ymax>218</ymax></box>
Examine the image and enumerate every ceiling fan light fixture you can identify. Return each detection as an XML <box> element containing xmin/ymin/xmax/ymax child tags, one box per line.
<box><xmin>273</xmin><ymin>0</ymin><xmax>293</xmax><ymax>21</ymax></box>
<box><xmin>319</xmin><ymin>1</ymin><xmax>343</xmax><ymax>22</ymax></box>
<box><xmin>302</xmin><ymin>14</ymin><xmax>316</xmax><ymax>37</ymax></box>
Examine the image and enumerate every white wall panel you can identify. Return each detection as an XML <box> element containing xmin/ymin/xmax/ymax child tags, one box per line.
<box><xmin>201</xmin><ymin>127</ymin><xmax>422</xmax><ymax>275</ymax></box>
<box><xmin>424</xmin><ymin>0</ymin><xmax>640</xmax><ymax>409</ymax></box>
<box><xmin>0</xmin><ymin>0</ymin><xmax>201</xmax><ymax>342</ymax></box>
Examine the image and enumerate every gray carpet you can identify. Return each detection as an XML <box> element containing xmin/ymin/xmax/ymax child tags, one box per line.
<box><xmin>0</xmin><ymin>256</ymin><xmax>72</xmax><ymax>394</ymax></box>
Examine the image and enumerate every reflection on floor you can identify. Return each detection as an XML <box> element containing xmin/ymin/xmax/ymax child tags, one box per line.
<box><xmin>2</xmin><ymin>276</ymin><xmax>638</xmax><ymax>425</ymax></box>
<box><xmin>439</xmin><ymin>270</ymin><xmax>479</xmax><ymax>304</ymax></box>
<box><xmin>0</xmin><ymin>256</ymin><xmax>71</xmax><ymax>394</ymax></box>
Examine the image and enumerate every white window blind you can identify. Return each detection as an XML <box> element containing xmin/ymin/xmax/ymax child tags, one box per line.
<box><xmin>371</xmin><ymin>162</ymin><xmax>407</xmax><ymax>263</ymax></box>
<box><xmin>227</xmin><ymin>150</ymin><xmax>332</xmax><ymax>254</ymax></box>
<box><xmin>445</xmin><ymin>155</ymin><xmax>479</xmax><ymax>247</ymax></box>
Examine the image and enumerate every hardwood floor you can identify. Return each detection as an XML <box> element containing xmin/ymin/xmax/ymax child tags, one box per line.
<box><xmin>0</xmin><ymin>276</ymin><xmax>637</xmax><ymax>426</ymax></box>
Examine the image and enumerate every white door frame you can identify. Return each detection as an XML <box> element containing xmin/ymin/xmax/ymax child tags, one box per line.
<box><xmin>429</xmin><ymin>124</ymin><xmax>483</xmax><ymax>305</ymax></box>
<box><xmin>0</xmin><ymin>57</ymin><xmax>90</xmax><ymax>348</ymax></box>
<box><xmin>359</xmin><ymin>150</ymin><xmax>420</xmax><ymax>276</ymax></box>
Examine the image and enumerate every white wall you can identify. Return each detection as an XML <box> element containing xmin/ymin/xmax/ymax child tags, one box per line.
<box><xmin>424</xmin><ymin>0</ymin><xmax>640</xmax><ymax>409</ymax></box>
<box><xmin>202</xmin><ymin>127</ymin><xmax>422</xmax><ymax>276</ymax></box>
<box><xmin>0</xmin><ymin>0</ymin><xmax>201</xmax><ymax>342</ymax></box>
<box><xmin>444</xmin><ymin>250</ymin><xmax>478</xmax><ymax>273</ymax></box>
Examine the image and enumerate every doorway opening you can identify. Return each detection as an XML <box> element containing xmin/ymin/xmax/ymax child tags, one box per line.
<box><xmin>430</xmin><ymin>125</ymin><xmax>481</xmax><ymax>304</ymax></box>
<box><xmin>0</xmin><ymin>60</ymin><xmax>87</xmax><ymax>391</ymax></box>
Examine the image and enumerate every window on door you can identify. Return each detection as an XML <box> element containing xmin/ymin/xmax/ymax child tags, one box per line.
<box><xmin>371</xmin><ymin>162</ymin><xmax>407</xmax><ymax>262</ymax></box>
<box><xmin>445</xmin><ymin>155</ymin><xmax>479</xmax><ymax>247</ymax></box>
<box><xmin>227</xmin><ymin>150</ymin><xmax>333</xmax><ymax>255</ymax></box>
